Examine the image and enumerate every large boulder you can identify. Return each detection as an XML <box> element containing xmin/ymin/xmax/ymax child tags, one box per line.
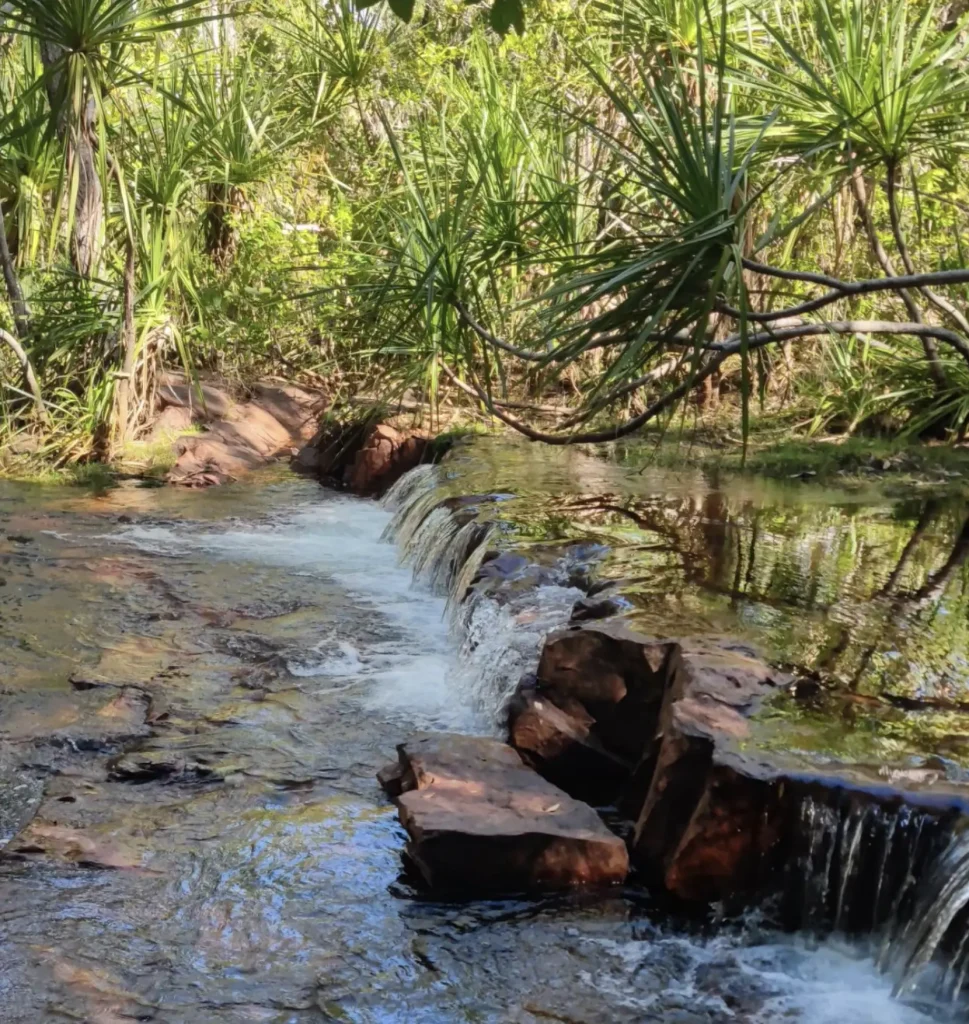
<box><xmin>515</xmin><ymin>623</ymin><xmax>789</xmax><ymax>904</ymax></box>
<box><xmin>378</xmin><ymin>733</ymin><xmax>629</xmax><ymax>893</ymax></box>
<box><xmin>535</xmin><ymin>623</ymin><xmax>678</xmax><ymax>762</ymax></box>
<box><xmin>161</xmin><ymin>374</ymin><xmax>326</xmax><ymax>487</ymax></box>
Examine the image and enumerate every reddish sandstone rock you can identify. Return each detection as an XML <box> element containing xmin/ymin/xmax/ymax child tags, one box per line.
<box><xmin>295</xmin><ymin>420</ymin><xmax>430</xmax><ymax>496</ymax></box>
<box><xmin>344</xmin><ymin>424</ymin><xmax>428</xmax><ymax>496</ymax></box>
<box><xmin>524</xmin><ymin>622</ymin><xmax>789</xmax><ymax>904</ymax></box>
<box><xmin>537</xmin><ymin>624</ymin><xmax>677</xmax><ymax>761</ymax></box>
<box><xmin>509</xmin><ymin>689</ymin><xmax>630</xmax><ymax>803</ymax></box>
<box><xmin>160</xmin><ymin>374</ymin><xmax>326</xmax><ymax>487</ymax></box>
<box><xmin>379</xmin><ymin>733</ymin><xmax>629</xmax><ymax>893</ymax></box>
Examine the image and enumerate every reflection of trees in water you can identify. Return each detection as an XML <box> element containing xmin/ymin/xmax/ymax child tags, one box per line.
<box><xmin>517</xmin><ymin>490</ymin><xmax>969</xmax><ymax>700</ymax></box>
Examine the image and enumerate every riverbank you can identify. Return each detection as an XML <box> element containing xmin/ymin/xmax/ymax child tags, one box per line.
<box><xmin>7</xmin><ymin>418</ymin><xmax>969</xmax><ymax>497</ymax></box>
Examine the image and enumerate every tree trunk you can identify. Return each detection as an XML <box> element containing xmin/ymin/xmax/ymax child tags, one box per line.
<box><xmin>112</xmin><ymin>238</ymin><xmax>138</xmax><ymax>447</ymax></box>
<box><xmin>0</xmin><ymin>198</ymin><xmax>30</xmax><ymax>338</ymax></box>
<box><xmin>38</xmin><ymin>41</ymin><xmax>104</xmax><ymax>277</ymax></box>
<box><xmin>849</xmin><ymin>168</ymin><xmax>945</xmax><ymax>390</ymax></box>
<box><xmin>0</xmin><ymin>328</ymin><xmax>48</xmax><ymax>424</ymax></box>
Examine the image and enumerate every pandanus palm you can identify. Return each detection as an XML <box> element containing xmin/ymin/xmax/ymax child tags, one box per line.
<box><xmin>185</xmin><ymin>55</ymin><xmax>291</xmax><ymax>268</ymax></box>
<box><xmin>739</xmin><ymin>0</ymin><xmax>969</xmax><ymax>385</ymax></box>
<box><xmin>0</xmin><ymin>0</ymin><xmax>213</xmax><ymax>277</ymax></box>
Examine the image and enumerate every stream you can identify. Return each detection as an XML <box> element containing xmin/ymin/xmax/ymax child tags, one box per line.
<box><xmin>1</xmin><ymin>439</ymin><xmax>968</xmax><ymax>1023</ymax></box>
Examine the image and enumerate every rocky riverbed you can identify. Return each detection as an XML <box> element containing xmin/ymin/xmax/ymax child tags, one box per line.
<box><xmin>1</xmin><ymin>437</ymin><xmax>968</xmax><ymax>1021</ymax></box>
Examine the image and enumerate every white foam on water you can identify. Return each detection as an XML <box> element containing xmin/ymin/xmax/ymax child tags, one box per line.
<box><xmin>109</xmin><ymin>495</ymin><xmax>553</xmax><ymax>732</ymax></box>
<box><xmin>582</xmin><ymin>932</ymin><xmax>950</xmax><ymax>1023</ymax></box>
<box><xmin>459</xmin><ymin>583</ymin><xmax>586</xmax><ymax>731</ymax></box>
<box><xmin>285</xmin><ymin>638</ymin><xmax>364</xmax><ymax>679</ymax></box>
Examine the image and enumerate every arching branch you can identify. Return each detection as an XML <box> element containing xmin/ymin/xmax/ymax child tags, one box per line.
<box><xmin>728</xmin><ymin>265</ymin><xmax>969</xmax><ymax>323</ymax></box>
<box><xmin>0</xmin><ymin>326</ymin><xmax>49</xmax><ymax>424</ymax></box>
<box><xmin>464</xmin><ymin>320</ymin><xmax>969</xmax><ymax>445</ymax></box>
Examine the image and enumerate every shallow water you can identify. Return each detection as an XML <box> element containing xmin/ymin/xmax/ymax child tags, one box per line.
<box><xmin>0</xmin><ymin>447</ymin><xmax>965</xmax><ymax>1022</ymax></box>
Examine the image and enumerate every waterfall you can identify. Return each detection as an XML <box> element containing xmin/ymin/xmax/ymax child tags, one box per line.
<box><xmin>380</xmin><ymin>463</ymin><xmax>584</xmax><ymax>730</ymax></box>
<box><xmin>382</xmin><ymin>465</ymin><xmax>496</xmax><ymax>605</ymax></box>
<box><xmin>893</xmin><ymin>826</ymin><xmax>969</xmax><ymax>1000</ymax></box>
<box><xmin>791</xmin><ymin>790</ymin><xmax>969</xmax><ymax>1003</ymax></box>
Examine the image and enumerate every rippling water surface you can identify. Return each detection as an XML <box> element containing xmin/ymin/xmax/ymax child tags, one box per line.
<box><xmin>0</xmin><ymin>440</ymin><xmax>966</xmax><ymax>1022</ymax></box>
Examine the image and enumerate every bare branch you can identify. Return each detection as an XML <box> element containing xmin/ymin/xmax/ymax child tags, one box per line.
<box><xmin>728</xmin><ymin>265</ymin><xmax>969</xmax><ymax>323</ymax></box>
<box><xmin>452</xmin><ymin>298</ymin><xmax>546</xmax><ymax>363</ymax></box>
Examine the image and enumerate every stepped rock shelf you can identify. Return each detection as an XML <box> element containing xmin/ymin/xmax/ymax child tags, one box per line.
<box><xmin>378</xmin><ymin>733</ymin><xmax>629</xmax><ymax>892</ymax></box>
<box><xmin>376</xmin><ymin>454</ymin><xmax>969</xmax><ymax>964</ymax></box>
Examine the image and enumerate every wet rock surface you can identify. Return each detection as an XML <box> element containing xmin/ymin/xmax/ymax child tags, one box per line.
<box><xmin>512</xmin><ymin>623</ymin><xmax>789</xmax><ymax>902</ymax></box>
<box><xmin>380</xmin><ymin>732</ymin><xmax>629</xmax><ymax>892</ymax></box>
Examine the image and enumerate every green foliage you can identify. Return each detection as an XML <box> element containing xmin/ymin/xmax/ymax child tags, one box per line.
<box><xmin>3</xmin><ymin>0</ymin><xmax>969</xmax><ymax>470</ymax></box>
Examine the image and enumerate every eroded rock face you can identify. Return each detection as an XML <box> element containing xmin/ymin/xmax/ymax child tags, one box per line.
<box><xmin>295</xmin><ymin>420</ymin><xmax>430</xmax><ymax>496</ymax></box>
<box><xmin>536</xmin><ymin>623</ymin><xmax>678</xmax><ymax>762</ymax></box>
<box><xmin>378</xmin><ymin>732</ymin><xmax>629</xmax><ymax>893</ymax></box>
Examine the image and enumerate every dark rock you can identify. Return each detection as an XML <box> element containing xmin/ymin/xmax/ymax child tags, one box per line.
<box><xmin>537</xmin><ymin>623</ymin><xmax>678</xmax><ymax>762</ymax></box>
<box><xmin>474</xmin><ymin>552</ymin><xmax>530</xmax><ymax>581</ymax></box>
<box><xmin>508</xmin><ymin>690</ymin><xmax>630</xmax><ymax>804</ymax></box>
<box><xmin>530</xmin><ymin>623</ymin><xmax>792</xmax><ymax>904</ymax></box>
<box><xmin>570</xmin><ymin>596</ymin><xmax>626</xmax><ymax>622</ymax></box>
<box><xmin>377</xmin><ymin>760</ymin><xmax>405</xmax><ymax>798</ymax></box>
<box><xmin>381</xmin><ymin>733</ymin><xmax>629</xmax><ymax>893</ymax></box>
<box><xmin>108</xmin><ymin>751</ymin><xmax>192</xmax><ymax>782</ymax></box>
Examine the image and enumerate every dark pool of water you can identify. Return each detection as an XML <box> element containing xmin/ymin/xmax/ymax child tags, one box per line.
<box><xmin>436</xmin><ymin>437</ymin><xmax>969</xmax><ymax>772</ymax></box>
<box><xmin>0</xmin><ymin>442</ymin><xmax>964</xmax><ymax>1022</ymax></box>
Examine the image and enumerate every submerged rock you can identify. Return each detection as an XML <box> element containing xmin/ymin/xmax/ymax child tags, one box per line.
<box><xmin>0</xmin><ymin>686</ymin><xmax>152</xmax><ymax>754</ymax></box>
<box><xmin>378</xmin><ymin>733</ymin><xmax>629</xmax><ymax>893</ymax></box>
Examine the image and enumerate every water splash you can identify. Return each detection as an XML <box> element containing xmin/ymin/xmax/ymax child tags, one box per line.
<box><xmin>893</xmin><ymin>827</ymin><xmax>969</xmax><ymax>999</ymax></box>
<box><xmin>791</xmin><ymin>791</ymin><xmax>969</xmax><ymax>1005</ymax></box>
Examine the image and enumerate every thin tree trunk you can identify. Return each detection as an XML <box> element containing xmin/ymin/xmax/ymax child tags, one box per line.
<box><xmin>38</xmin><ymin>41</ymin><xmax>103</xmax><ymax>277</ymax></box>
<box><xmin>0</xmin><ymin>327</ymin><xmax>48</xmax><ymax>424</ymax></box>
<box><xmin>0</xmin><ymin>198</ymin><xmax>30</xmax><ymax>338</ymax></box>
<box><xmin>850</xmin><ymin>168</ymin><xmax>945</xmax><ymax>389</ymax></box>
<box><xmin>885</xmin><ymin>165</ymin><xmax>969</xmax><ymax>337</ymax></box>
<box><xmin>113</xmin><ymin>238</ymin><xmax>138</xmax><ymax>446</ymax></box>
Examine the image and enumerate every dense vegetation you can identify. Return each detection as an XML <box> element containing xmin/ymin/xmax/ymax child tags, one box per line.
<box><xmin>3</xmin><ymin>0</ymin><xmax>969</xmax><ymax>467</ymax></box>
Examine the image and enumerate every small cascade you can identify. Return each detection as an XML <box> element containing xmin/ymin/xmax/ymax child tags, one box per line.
<box><xmin>380</xmin><ymin>463</ymin><xmax>585</xmax><ymax>730</ymax></box>
<box><xmin>381</xmin><ymin>464</ymin><xmax>495</xmax><ymax>603</ymax></box>
<box><xmin>893</xmin><ymin>827</ymin><xmax>969</xmax><ymax>1000</ymax></box>
<box><xmin>788</xmin><ymin>789</ymin><xmax>969</xmax><ymax>1005</ymax></box>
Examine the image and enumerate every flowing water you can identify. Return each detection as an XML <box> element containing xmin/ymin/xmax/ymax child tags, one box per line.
<box><xmin>1</xmin><ymin>438</ymin><xmax>969</xmax><ymax>1022</ymax></box>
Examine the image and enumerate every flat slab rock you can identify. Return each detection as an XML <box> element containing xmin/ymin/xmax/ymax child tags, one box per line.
<box><xmin>378</xmin><ymin>733</ymin><xmax>628</xmax><ymax>893</ymax></box>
